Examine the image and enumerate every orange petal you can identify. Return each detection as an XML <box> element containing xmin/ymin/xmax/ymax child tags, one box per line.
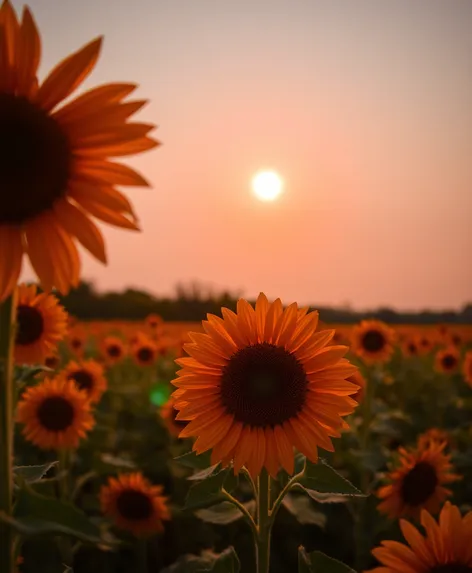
<box><xmin>71</xmin><ymin>194</ymin><xmax>139</xmax><ymax>230</ymax></box>
<box><xmin>0</xmin><ymin>225</ymin><xmax>23</xmax><ymax>301</ymax></box>
<box><xmin>53</xmin><ymin>199</ymin><xmax>107</xmax><ymax>264</ymax></box>
<box><xmin>35</xmin><ymin>37</ymin><xmax>103</xmax><ymax>112</ymax></box>
<box><xmin>73</xmin><ymin>135</ymin><xmax>160</xmax><ymax>158</ymax></box>
<box><xmin>16</xmin><ymin>6</ymin><xmax>40</xmax><ymax>96</ymax></box>
<box><xmin>72</xmin><ymin>158</ymin><xmax>150</xmax><ymax>187</ymax></box>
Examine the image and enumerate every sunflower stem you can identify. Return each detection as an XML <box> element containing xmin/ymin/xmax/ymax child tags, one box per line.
<box><xmin>0</xmin><ymin>293</ymin><xmax>17</xmax><ymax>573</ymax></box>
<box><xmin>256</xmin><ymin>469</ymin><xmax>271</xmax><ymax>573</ymax></box>
<box><xmin>136</xmin><ymin>538</ymin><xmax>148</xmax><ymax>573</ymax></box>
<box><xmin>269</xmin><ymin>471</ymin><xmax>303</xmax><ymax>524</ymax></box>
<box><xmin>222</xmin><ymin>488</ymin><xmax>258</xmax><ymax>541</ymax></box>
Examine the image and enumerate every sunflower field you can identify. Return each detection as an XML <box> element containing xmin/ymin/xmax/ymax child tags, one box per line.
<box><xmin>0</xmin><ymin>1</ymin><xmax>471</xmax><ymax>572</ymax></box>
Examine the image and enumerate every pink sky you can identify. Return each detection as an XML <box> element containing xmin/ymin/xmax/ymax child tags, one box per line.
<box><xmin>17</xmin><ymin>0</ymin><xmax>472</xmax><ymax>310</ymax></box>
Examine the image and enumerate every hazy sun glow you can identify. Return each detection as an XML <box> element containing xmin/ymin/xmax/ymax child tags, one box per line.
<box><xmin>252</xmin><ymin>170</ymin><xmax>283</xmax><ymax>201</ymax></box>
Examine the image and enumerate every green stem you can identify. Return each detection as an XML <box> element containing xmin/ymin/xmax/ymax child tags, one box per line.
<box><xmin>222</xmin><ymin>488</ymin><xmax>258</xmax><ymax>541</ymax></box>
<box><xmin>0</xmin><ymin>293</ymin><xmax>17</xmax><ymax>573</ymax></box>
<box><xmin>58</xmin><ymin>450</ymin><xmax>73</xmax><ymax>566</ymax></box>
<box><xmin>136</xmin><ymin>538</ymin><xmax>148</xmax><ymax>573</ymax></box>
<box><xmin>269</xmin><ymin>472</ymin><xmax>303</xmax><ymax>525</ymax></box>
<box><xmin>256</xmin><ymin>469</ymin><xmax>271</xmax><ymax>573</ymax></box>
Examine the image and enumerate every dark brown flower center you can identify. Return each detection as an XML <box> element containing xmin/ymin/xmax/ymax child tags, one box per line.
<box><xmin>0</xmin><ymin>93</ymin><xmax>71</xmax><ymax>224</ymax></box>
<box><xmin>361</xmin><ymin>330</ymin><xmax>386</xmax><ymax>353</ymax></box>
<box><xmin>116</xmin><ymin>489</ymin><xmax>153</xmax><ymax>521</ymax></box>
<box><xmin>45</xmin><ymin>355</ymin><xmax>59</xmax><ymax>369</ymax></box>
<box><xmin>421</xmin><ymin>338</ymin><xmax>430</xmax><ymax>348</ymax></box>
<box><xmin>68</xmin><ymin>370</ymin><xmax>94</xmax><ymax>393</ymax></box>
<box><xmin>441</xmin><ymin>355</ymin><xmax>457</xmax><ymax>370</ymax></box>
<box><xmin>71</xmin><ymin>338</ymin><xmax>83</xmax><ymax>349</ymax></box>
<box><xmin>400</xmin><ymin>461</ymin><xmax>438</xmax><ymax>506</ymax></box>
<box><xmin>107</xmin><ymin>344</ymin><xmax>122</xmax><ymax>358</ymax></box>
<box><xmin>37</xmin><ymin>396</ymin><xmax>75</xmax><ymax>431</ymax></box>
<box><xmin>407</xmin><ymin>343</ymin><xmax>417</xmax><ymax>355</ymax></box>
<box><xmin>16</xmin><ymin>305</ymin><xmax>44</xmax><ymax>345</ymax></box>
<box><xmin>137</xmin><ymin>347</ymin><xmax>153</xmax><ymax>363</ymax></box>
<box><xmin>220</xmin><ymin>342</ymin><xmax>308</xmax><ymax>428</ymax></box>
<box><xmin>430</xmin><ymin>566</ymin><xmax>472</xmax><ymax>573</ymax></box>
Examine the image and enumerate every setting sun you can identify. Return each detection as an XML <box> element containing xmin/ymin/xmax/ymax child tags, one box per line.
<box><xmin>252</xmin><ymin>170</ymin><xmax>284</xmax><ymax>201</ymax></box>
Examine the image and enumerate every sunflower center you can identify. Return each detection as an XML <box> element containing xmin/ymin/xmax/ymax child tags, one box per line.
<box><xmin>107</xmin><ymin>344</ymin><xmax>122</xmax><ymax>358</ymax></box>
<box><xmin>37</xmin><ymin>396</ymin><xmax>75</xmax><ymax>432</ymax></box>
<box><xmin>116</xmin><ymin>489</ymin><xmax>153</xmax><ymax>521</ymax></box>
<box><xmin>442</xmin><ymin>355</ymin><xmax>457</xmax><ymax>370</ymax></box>
<box><xmin>16</xmin><ymin>305</ymin><xmax>44</xmax><ymax>345</ymax></box>
<box><xmin>400</xmin><ymin>461</ymin><xmax>438</xmax><ymax>506</ymax></box>
<box><xmin>68</xmin><ymin>370</ymin><xmax>94</xmax><ymax>393</ymax></box>
<box><xmin>137</xmin><ymin>347</ymin><xmax>153</xmax><ymax>363</ymax></box>
<box><xmin>408</xmin><ymin>343</ymin><xmax>417</xmax><ymax>355</ymax></box>
<box><xmin>361</xmin><ymin>330</ymin><xmax>386</xmax><ymax>353</ymax></box>
<box><xmin>220</xmin><ymin>342</ymin><xmax>308</xmax><ymax>428</ymax></box>
<box><xmin>0</xmin><ymin>93</ymin><xmax>71</xmax><ymax>224</ymax></box>
<box><xmin>430</xmin><ymin>565</ymin><xmax>472</xmax><ymax>573</ymax></box>
<box><xmin>70</xmin><ymin>338</ymin><xmax>83</xmax><ymax>349</ymax></box>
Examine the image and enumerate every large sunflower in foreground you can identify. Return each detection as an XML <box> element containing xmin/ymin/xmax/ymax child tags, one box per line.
<box><xmin>160</xmin><ymin>397</ymin><xmax>188</xmax><ymax>438</ymax></box>
<box><xmin>62</xmin><ymin>359</ymin><xmax>107</xmax><ymax>403</ymax></box>
<box><xmin>171</xmin><ymin>293</ymin><xmax>359</xmax><ymax>478</ymax></box>
<box><xmin>367</xmin><ymin>501</ymin><xmax>472</xmax><ymax>573</ymax></box>
<box><xmin>17</xmin><ymin>377</ymin><xmax>94</xmax><ymax>450</ymax></box>
<box><xmin>377</xmin><ymin>442</ymin><xmax>460</xmax><ymax>520</ymax></box>
<box><xmin>14</xmin><ymin>283</ymin><xmax>68</xmax><ymax>364</ymax></box>
<box><xmin>0</xmin><ymin>0</ymin><xmax>158</xmax><ymax>301</ymax></box>
<box><xmin>100</xmin><ymin>473</ymin><xmax>170</xmax><ymax>537</ymax></box>
<box><xmin>351</xmin><ymin>319</ymin><xmax>395</xmax><ymax>364</ymax></box>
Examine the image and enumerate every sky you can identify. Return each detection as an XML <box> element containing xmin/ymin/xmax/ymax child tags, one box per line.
<box><xmin>16</xmin><ymin>0</ymin><xmax>472</xmax><ymax>311</ymax></box>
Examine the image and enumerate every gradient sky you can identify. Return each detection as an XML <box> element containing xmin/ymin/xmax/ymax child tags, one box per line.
<box><xmin>16</xmin><ymin>0</ymin><xmax>472</xmax><ymax>310</ymax></box>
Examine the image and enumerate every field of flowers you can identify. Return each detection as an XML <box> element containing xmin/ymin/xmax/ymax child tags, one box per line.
<box><xmin>4</xmin><ymin>286</ymin><xmax>472</xmax><ymax>573</ymax></box>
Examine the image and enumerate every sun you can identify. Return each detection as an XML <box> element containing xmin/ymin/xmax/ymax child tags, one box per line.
<box><xmin>252</xmin><ymin>170</ymin><xmax>283</xmax><ymax>201</ymax></box>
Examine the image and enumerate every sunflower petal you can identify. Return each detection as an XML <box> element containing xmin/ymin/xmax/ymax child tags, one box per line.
<box><xmin>16</xmin><ymin>6</ymin><xmax>40</xmax><ymax>96</ymax></box>
<box><xmin>35</xmin><ymin>36</ymin><xmax>103</xmax><ymax>112</ymax></box>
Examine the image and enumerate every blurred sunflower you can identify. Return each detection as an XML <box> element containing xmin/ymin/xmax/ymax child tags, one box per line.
<box><xmin>68</xmin><ymin>330</ymin><xmax>86</xmax><ymax>355</ymax></box>
<box><xmin>418</xmin><ymin>334</ymin><xmax>433</xmax><ymax>355</ymax></box>
<box><xmin>63</xmin><ymin>358</ymin><xmax>107</xmax><ymax>403</ymax></box>
<box><xmin>44</xmin><ymin>354</ymin><xmax>60</xmax><ymax>370</ymax></box>
<box><xmin>160</xmin><ymin>397</ymin><xmax>188</xmax><ymax>438</ymax></box>
<box><xmin>347</xmin><ymin>370</ymin><xmax>367</xmax><ymax>404</ymax></box>
<box><xmin>146</xmin><ymin>313</ymin><xmax>163</xmax><ymax>330</ymax></box>
<box><xmin>102</xmin><ymin>336</ymin><xmax>126</xmax><ymax>364</ymax></box>
<box><xmin>172</xmin><ymin>293</ymin><xmax>359</xmax><ymax>478</ymax></box>
<box><xmin>0</xmin><ymin>0</ymin><xmax>158</xmax><ymax>301</ymax></box>
<box><xmin>462</xmin><ymin>351</ymin><xmax>472</xmax><ymax>387</ymax></box>
<box><xmin>367</xmin><ymin>501</ymin><xmax>472</xmax><ymax>573</ymax></box>
<box><xmin>131</xmin><ymin>336</ymin><xmax>157</xmax><ymax>367</ymax></box>
<box><xmin>351</xmin><ymin>320</ymin><xmax>395</xmax><ymax>364</ymax></box>
<box><xmin>14</xmin><ymin>283</ymin><xmax>68</xmax><ymax>364</ymax></box>
<box><xmin>100</xmin><ymin>473</ymin><xmax>170</xmax><ymax>537</ymax></box>
<box><xmin>435</xmin><ymin>347</ymin><xmax>460</xmax><ymax>375</ymax></box>
<box><xmin>402</xmin><ymin>337</ymin><xmax>420</xmax><ymax>358</ymax></box>
<box><xmin>418</xmin><ymin>428</ymin><xmax>454</xmax><ymax>451</ymax></box>
<box><xmin>17</xmin><ymin>377</ymin><xmax>94</xmax><ymax>449</ymax></box>
<box><xmin>377</xmin><ymin>442</ymin><xmax>460</xmax><ymax>520</ymax></box>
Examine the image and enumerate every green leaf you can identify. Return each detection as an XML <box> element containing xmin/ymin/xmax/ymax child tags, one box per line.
<box><xmin>298</xmin><ymin>547</ymin><xmax>356</xmax><ymax>572</ymax></box>
<box><xmin>185</xmin><ymin>468</ymin><xmax>235</xmax><ymax>510</ymax></box>
<box><xmin>1</xmin><ymin>486</ymin><xmax>104</xmax><ymax>544</ymax></box>
<box><xmin>175</xmin><ymin>450</ymin><xmax>213</xmax><ymax>470</ymax></box>
<box><xmin>195</xmin><ymin>501</ymin><xmax>255</xmax><ymax>525</ymax></box>
<box><xmin>13</xmin><ymin>462</ymin><xmax>58</xmax><ymax>484</ymax></box>
<box><xmin>15</xmin><ymin>364</ymin><xmax>53</xmax><ymax>384</ymax></box>
<box><xmin>210</xmin><ymin>546</ymin><xmax>240</xmax><ymax>572</ymax></box>
<box><xmin>188</xmin><ymin>465</ymin><xmax>220</xmax><ymax>481</ymax></box>
<box><xmin>299</xmin><ymin>459</ymin><xmax>363</xmax><ymax>497</ymax></box>
<box><xmin>282</xmin><ymin>494</ymin><xmax>326</xmax><ymax>527</ymax></box>
<box><xmin>100</xmin><ymin>453</ymin><xmax>136</xmax><ymax>469</ymax></box>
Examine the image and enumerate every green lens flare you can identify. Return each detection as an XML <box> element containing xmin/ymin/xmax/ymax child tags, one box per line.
<box><xmin>150</xmin><ymin>384</ymin><xmax>170</xmax><ymax>406</ymax></box>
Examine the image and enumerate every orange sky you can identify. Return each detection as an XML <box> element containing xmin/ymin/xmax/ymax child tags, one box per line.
<box><xmin>18</xmin><ymin>0</ymin><xmax>472</xmax><ymax>310</ymax></box>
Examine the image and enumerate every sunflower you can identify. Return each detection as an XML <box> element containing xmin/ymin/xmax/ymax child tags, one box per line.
<box><xmin>100</xmin><ymin>473</ymin><xmax>170</xmax><ymax>537</ymax></box>
<box><xmin>376</xmin><ymin>442</ymin><xmax>460</xmax><ymax>520</ymax></box>
<box><xmin>67</xmin><ymin>330</ymin><xmax>86</xmax><ymax>355</ymax></box>
<box><xmin>62</xmin><ymin>358</ymin><xmax>107</xmax><ymax>403</ymax></box>
<box><xmin>367</xmin><ymin>501</ymin><xmax>472</xmax><ymax>573</ymax></box>
<box><xmin>160</xmin><ymin>397</ymin><xmax>188</xmax><ymax>438</ymax></box>
<box><xmin>435</xmin><ymin>347</ymin><xmax>460</xmax><ymax>375</ymax></box>
<box><xmin>146</xmin><ymin>313</ymin><xmax>163</xmax><ymax>330</ymax></box>
<box><xmin>418</xmin><ymin>334</ymin><xmax>433</xmax><ymax>355</ymax></box>
<box><xmin>463</xmin><ymin>351</ymin><xmax>472</xmax><ymax>387</ymax></box>
<box><xmin>102</xmin><ymin>336</ymin><xmax>126</xmax><ymax>364</ymax></box>
<box><xmin>131</xmin><ymin>336</ymin><xmax>157</xmax><ymax>367</ymax></box>
<box><xmin>347</xmin><ymin>370</ymin><xmax>367</xmax><ymax>404</ymax></box>
<box><xmin>418</xmin><ymin>428</ymin><xmax>454</xmax><ymax>451</ymax></box>
<box><xmin>171</xmin><ymin>293</ymin><xmax>359</xmax><ymax>478</ymax></box>
<box><xmin>351</xmin><ymin>320</ymin><xmax>395</xmax><ymax>364</ymax></box>
<box><xmin>0</xmin><ymin>0</ymin><xmax>158</xmax><ymax>301</ymax></box>
<box><xmin>17</xmin><ymin>377</ymin><xmax>94</xmax><ymax>450</ymax></box>
<box><xmin>14</xmin><ymin>283</ymin><xmax>68</xmax><ymax>364</ymax></box>
<box><xmin>44</xmin><ymin>354</ymin><xmax>60</xmax><ymax>370</ymax></box>
<box><xmin>402</xmin><ymin>337</ymin><xmax>420</xmax><ymax>358</ymax></box>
